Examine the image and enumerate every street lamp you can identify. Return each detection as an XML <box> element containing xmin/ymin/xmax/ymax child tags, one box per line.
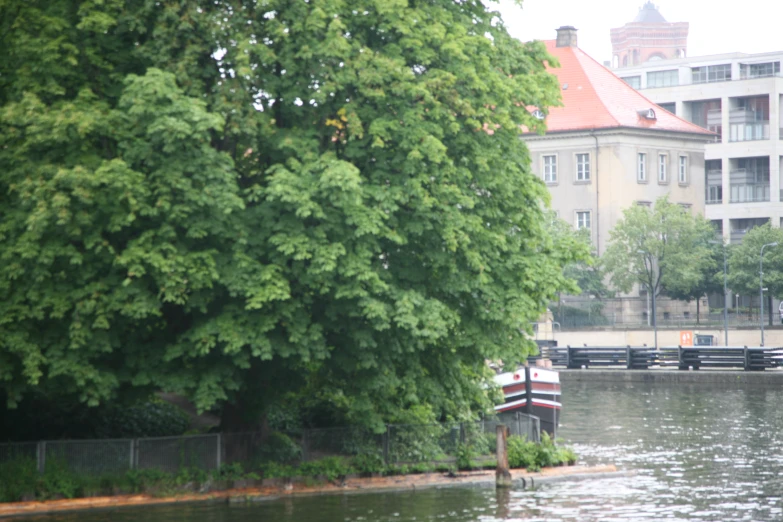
<box><xmin>638</xmin><ymin>250</ymin><xmax>657</xmax><ymax>351</ymax></box>
<box><xmin>709</xmin><ymin>240</ymin><xmax>729</xmax><ymax>346</ymax></box>
<box><xmin>760</xmin><ymin>242</ymin><xmax>778</xmax><ymax>346</ymax></box>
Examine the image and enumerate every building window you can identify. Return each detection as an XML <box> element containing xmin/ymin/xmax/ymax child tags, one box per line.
<box><xmin>707</xmin><ymin>185</ymin><xmax>723</xmax><ymax>204</ymax></box>
<box><xmin>646</xmin><ymin>70</ymin><xmax>679</xmax><ymax>88</ymax></box>
<box><xmin>679</xmin><ymin>156</ymin><xmax>688</xmax><ymax>184</ymax></box>
<box><xmin>638</xmin><ymin>153</ymin><xmax>647</xmax><ymax>182</ymax></box>
<box><xmin>542</xmin><ymin>155</ymin><xmax>557</xmax><ymax>183</ymax></box>
<box><xmin>636</xmin><ymin>201</ymin><xmax>651</xmax><ymax>207</ymax></box>
<box><xmin>658</xmin><ymin>102</ymin><xmax>676</xmax><ymax>114</ymax></box>
<box><xmin>740</xmin><ymin>62</ymin><xmax>780</xmax><ymax>79</ymax></box>
<box><xmin>692</xmin><ymin>64</ymin><xmax>731</xmax><ymax>84</ymax></box>
<box><xmin>576</xmin><ymin>153</ymin><xmax>590</xmax><ymax>181</ymax></box>
<box><xmin>729</xmin><ymin>95</ymin><xmax>770</xmax><ymax>142</ymax></box>
<box><xmin>658</xmin><ymin>154</ymin><xmax>668</xmax><ymax>183</ymax></box>
<box><xmin>688</xmin><ymin>99</ymin><xmax>722</xmax><ymax>138</ymax></box>
<box><xmin>576</xmin><ymin>211</ymin><xmax>591</xmax><ymax>233</ymax></box>
<box><xmin>621</xmin><ymin>76</ymin><xmax>641</xmax><ymax>89</ymax></box>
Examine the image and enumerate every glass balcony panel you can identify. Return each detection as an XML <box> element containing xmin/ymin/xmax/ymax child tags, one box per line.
<box><xmin>729</xmin><ymin>122</ymin><xmax>769</xmax><ymax>142</ymax></box>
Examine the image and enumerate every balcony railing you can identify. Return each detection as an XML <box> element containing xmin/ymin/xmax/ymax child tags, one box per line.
<box><xmin>706</xmin><ymin>169</ymin><xmax>723</xmax><ymax>182</ymax></box>
<box><xmin>707</xmin><ymin>109</ymin><xmax>722</xmax><ymax>126</ymax></box>
<box><xmin>730</xmin><ymin>183</ymin><xmax>770</xmax><ymax>203</ymax></box>
<box><xmin>634</xmin><ymin>72</ymin><xmax>782</xmax><ymax>89</ymax></box>
<box><xmin>706</xmin><ymin>197</ymin><xmax>723</xmax><ymax>205</ymax></box>
<box><xmin>729</xmin><ymin>108</ymin><xmax>767</xmax><ymax>124</ymax></box>
<box><xmin>729</xmin><ymin>121</ymin><xmax>769</xmax><ymax>142</ymax></box>
<box><xmin>729</xmin><ymin>167</ymin><xmax>770</xmax><ymax>183</ymax></box>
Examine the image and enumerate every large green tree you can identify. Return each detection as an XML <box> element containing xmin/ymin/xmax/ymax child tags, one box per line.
<box><xmin>603</xmin><ymin>197</ymin><xmax>716</xmax><ymax>322</ymax></box>
<box><xmin>0</xmin><ymin>0</ymin><xmax>582</xmax><ymax>430</ymax></box>
<box><xmin>727</xmin><ymin>223</ymin><xmax>783</xmax><ymax>326</ymax></box>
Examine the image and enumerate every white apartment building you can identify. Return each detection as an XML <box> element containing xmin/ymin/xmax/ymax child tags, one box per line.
<box><xmin>616</xmin><ymin>51</ymin><xmax>783</xmax><ymax>243</ymax></box>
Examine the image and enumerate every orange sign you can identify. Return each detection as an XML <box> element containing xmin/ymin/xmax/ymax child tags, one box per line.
<box><xmin>679</xmin><ymin>331</ymin><xmax>693</xmax><ymax>347</ymax></box>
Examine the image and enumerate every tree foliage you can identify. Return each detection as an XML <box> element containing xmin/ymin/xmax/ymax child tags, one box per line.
<box><xmin>0</xmin><ymin>0</ymin><xmax>582</xmax><ymax>429</ymax></box>
<box><xmin>541</xmin><ymin>212</ymin><xmax>609</xmax><ymax>299</ymax></box>
<box><xmin>727</xmin><ymin>224</ymin><xmax>783</xmax><ymax>298</ymax></box>
<box><xmin>603</xmin><ymin>198</ymin><xmax>716</xmax><ymax>303</ymax></box>
<box><xmin>664</xmin><ymin>241</ymin><xmax>724</xmax><ymax>305</ymax></box>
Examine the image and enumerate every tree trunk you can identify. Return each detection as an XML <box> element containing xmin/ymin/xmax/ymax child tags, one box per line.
<box><xmin>219</xmin><ymin>399</ymin><xmax>270</xmax><ymax>437</ymax></box>
<box><xmin>696</xmin><ymin>299</ymin><xmax>700</xmax><ymax>325</ymax></box>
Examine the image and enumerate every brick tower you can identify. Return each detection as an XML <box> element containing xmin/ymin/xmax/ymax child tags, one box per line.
<box><xmin>610</xmin><ymin>2</ymin><xmax>688</xmax><ymax>68</ymax></box>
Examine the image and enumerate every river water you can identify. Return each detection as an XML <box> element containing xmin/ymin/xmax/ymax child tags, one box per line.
<box><xmin>25</xmin><ymin>381</ymin><xmax>783</xmax><ymax>521</ymax></box>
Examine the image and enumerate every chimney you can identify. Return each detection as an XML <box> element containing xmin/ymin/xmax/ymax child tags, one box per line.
<box><xmin>556</xmin><ymin>26</ymin><xmax>578</xmax><ymax>48</ymax></box>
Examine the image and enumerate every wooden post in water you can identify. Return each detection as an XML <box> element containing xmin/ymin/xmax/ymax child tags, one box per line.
<box><xmin>496</xmin><ymin>424</ymin><xmax>512</xmax><ymax>487</ymax></box>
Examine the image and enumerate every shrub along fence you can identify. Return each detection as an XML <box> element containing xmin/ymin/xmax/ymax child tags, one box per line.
<box><xmin>0</xmin><ymin>412</ymin><xmax>539</xmax><ymax>476</ymax></box>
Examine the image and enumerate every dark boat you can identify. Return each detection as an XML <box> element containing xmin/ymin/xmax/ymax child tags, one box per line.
<box><xmin>493</xmin><ymin>366</ymin><xmax>561</xmax><ymax>437</ymax></box>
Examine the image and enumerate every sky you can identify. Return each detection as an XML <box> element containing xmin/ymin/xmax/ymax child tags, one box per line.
<box><xmin>495</xmin><ymin>0</ymin><xmax>783</xmax><ymax>65</ymax></box>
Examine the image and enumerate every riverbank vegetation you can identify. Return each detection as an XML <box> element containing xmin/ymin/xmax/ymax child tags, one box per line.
<box><xmin>0</xmin><ymin>434</ymin><xmax>576</xmax><ymax>503</ymax></box>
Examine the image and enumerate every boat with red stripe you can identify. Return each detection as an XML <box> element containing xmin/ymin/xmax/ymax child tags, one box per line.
<box><xmin>493</xmin><ymin>365</ymin><xmax>561</xmax><ymax>437</ymax></box>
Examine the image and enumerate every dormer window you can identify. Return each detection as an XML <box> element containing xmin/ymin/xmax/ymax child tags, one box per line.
<box><xmin>638</xmin><ymin>108</ymin><xmax>657</xmax><ymax>120</ymax></box>
<box><xmin>532</xmin><ymin>109</ymin><xmax>545</xmax><ymax>120</ymax></box>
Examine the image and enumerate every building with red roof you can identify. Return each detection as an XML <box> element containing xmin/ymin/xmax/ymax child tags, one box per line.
<box><xmin>523</xmin><ymin>27</ymin><xmax>714</xmax><ymax>257</ymax></box>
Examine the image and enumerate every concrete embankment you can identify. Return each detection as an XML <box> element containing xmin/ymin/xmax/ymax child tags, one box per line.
<box><xmin>0</xmin><ymin>465</ymin><xmax>618</xmax><ymax>519</ymax></box>
<box><xmin>559</xmin><ymin>369</ymin><xmax>783</xmax><ymax>385</ymax></box>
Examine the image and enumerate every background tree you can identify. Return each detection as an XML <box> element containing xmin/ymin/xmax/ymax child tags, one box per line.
<box><xmin>543</xmin><ymin>213</ymin><xmax>610</xmax><ymax>326</ymax></box>
<box><xmin>0</xmin><ymin>0</ymin><xmax>583</xmax><ymax>433</ymax></box>
<box><xmin>603</xmin><ymin>198</ymin><xmax>716</xmax><ymax>324</ymax></box>
<box><xmin>727</xmin><ymin>224</ymin><xmax>783</xmax><ymax>326</ymax></box>
<box><xmin>663</xmin><ymin>240</ymin><xmax>723</xmax><ymax>324</ymax></box>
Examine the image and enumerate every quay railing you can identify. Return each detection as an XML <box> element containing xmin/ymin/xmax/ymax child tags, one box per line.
<box><xmin>543</xmin><ymin>345</ymin><xmax>781</xmax><ymax>371</ymax></box>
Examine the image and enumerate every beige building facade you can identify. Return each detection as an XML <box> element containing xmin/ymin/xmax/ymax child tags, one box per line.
<box><xmin>525</xmin><ymin>129</ymin><xmax>708</xmax><ymax>255</ymax></box>
<box><xmin>528</xmin><ymin>29</ymin><xmax>713</xmax><ymax>256</ymax></box>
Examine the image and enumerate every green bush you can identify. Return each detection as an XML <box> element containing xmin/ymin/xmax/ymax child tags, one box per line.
<box><xmin>435</xmin><ymin>463</ymin><xmax>456</xmax><ymax>473</ymax></box>
<box><xmin>507</xmin><ymin>436</ymin><xmax>539</xmax><ymax>471</ymax></box>
<box><xmin>455</xmin><ymin>443</ymin><xmax>475</xmax><ymax>470</ymax></box>
<box><xmin>385</xmin><ymin>464</ymin><xmax>410</xmax><ymax>476</ymax></box>
<box><xmin>37</xmin><ymin>458</ymin><xmax>80</xmax><ymax>499</ymax></box>
<box><xmin>0</xmin><ymin>457</ymin><xmax>37</xmax><ymax>502</ymax></box>
<box><xmin>298</xmin><ymin>456</ymin><xmax>352</xmax><ymax>482</ymax></box>
<box><xmin>256</xmin><ymin>432</ymin><xmax>301</xmax><ymax>464</ymax></box>
<box><xmin>211</xmin><ymin>462</ymin><xmax>259</xmax><ymax>482</ymax></box>
<box><xmin>409</xmin><ymin>462</ymin><xmax>435</xmax><ymax>474</ymax></box>
<box><xmin>125</xmin><ymin>468</ymin><xmax>172</xmax><ymax>494</ymax></box>
<box><xmin>388</xmin><ymin>424</ymin><xmax>446</xmax><ymax>464</ymax></box>
<box><xmin>259</xmin><ymin>461</ymin><xmax>296</xmax><ymax>479</ymax></box>
<box><xmin>506</xmin><ymin>433</ymin><xmax>577</xmax><ymax>472</ymax></box>
<box><xmin>352</xmin><ymin>452</ymin><xmax>385</xmax><ymax>475</ymax></box>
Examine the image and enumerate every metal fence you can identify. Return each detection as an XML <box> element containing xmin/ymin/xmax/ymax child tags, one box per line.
<box><xmin>302</xmin><ymin>412</ymin><xmax>539</xmax><ymax>466</ymax></box>
<box><xmin>0</xmin><ymin>412</ymin><xmax>539</xmax><ymax>475</ymax></box>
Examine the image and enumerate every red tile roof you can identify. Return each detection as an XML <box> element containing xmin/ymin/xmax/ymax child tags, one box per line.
<box><xmin>534</xmin><ymin>40</ymin><xmax>713</xmax><ymax>136</ymax></box>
